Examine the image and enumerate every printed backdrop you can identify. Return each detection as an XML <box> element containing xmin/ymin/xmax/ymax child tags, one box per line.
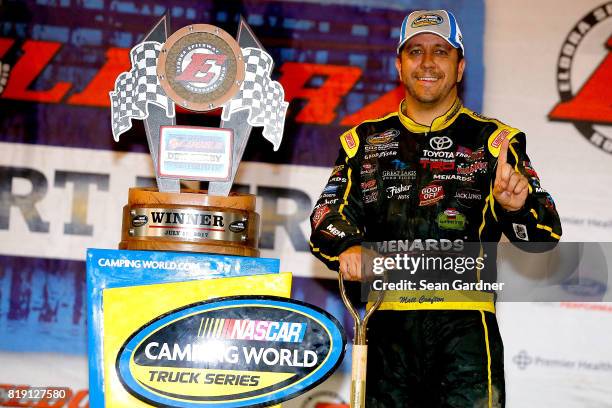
<box><xmin>0</xmin><ymin>0</ymin><xmax>611</xmax><ymax>407</ymax></box>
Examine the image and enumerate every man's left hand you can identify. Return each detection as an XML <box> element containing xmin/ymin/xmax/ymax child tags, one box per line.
<box><xmin>493</xmin><ymin>138</ymin><xmax>529</xmax><ymax>211</ymax></box>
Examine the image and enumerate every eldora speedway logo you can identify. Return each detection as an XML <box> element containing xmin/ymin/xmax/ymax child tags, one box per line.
<box><xmin>157</xmin><ymin>24</ymin><xmax>245</xmax><ymax>111</ymax></box>
<box><xmin>549</xmin><ymin>3</ymin><xmax>612</xmax><ymax>154</ymax></box>
<box><xmin>116</xmin><ymin>296</ymin><xmax>345</xmax><ymax>408</ymax></box>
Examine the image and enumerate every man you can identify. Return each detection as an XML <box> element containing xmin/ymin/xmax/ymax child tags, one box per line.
<box><xmin>309</xmin><ymin>9</ymin><xmax>562</xmax><ymax>408</ymax></box>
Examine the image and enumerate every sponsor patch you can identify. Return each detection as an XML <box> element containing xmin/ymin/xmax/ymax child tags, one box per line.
<box><xmin>344</xmin><ymin>132</ymin><xmax>356</xmax><ymax>149</ymax></box>
<box><xmin>419</xmin><ymin>183</ymin><xmax>444</xmax><ymax>206</ymax></box>
<box><xmin>491</xmin><ymin>129</ymin><xmax>511</xmax><ymax>149</ymax></box>
<box><xmin>470</xmin><ymin>147</ymin><xmax>485</xmax><ymax>162</ymax></box>
<box><xmin>391</xmin><ymin>159</ymin><xmax>409</xmax><ymax>170</ymax></box>
<box><xmin>361</xmin><ymin>179</ymin><xmax>377</xmax><ymax>192</ymax></box>
<box><xmin>421</xmin><ymin>158</ymin><xmax>455</xmax><ymax>172</ymax></box>
<box><xmin>361</xmin><ymin>163</ymin><xmax>377</xmax><ymax>176</ymax></box>
<box><xmin>366</xmin><ymin>129</ymin><xmax>399</xmax><ymax>145</ymax></box>
<box><xmin>382</xmin><ymin>169</ymin><xmax>417</xmax><ymax>180</ymax></box>
<box><xmin>364</xmin><ymin>142</ymin><xmax>399</xmax><ymax>152</ymax></box>
<box><xmin>312</xmin><ymin>205</ymin><xmax>330</xmax><ymax>229</ymax></box>
<box><xmin>456</xmin><ymin>160</ymin><xmax>487</xmax><ymax>176</ymax></box>
<box><xmin>364</xmin><ymin>191</ymin><xmax>378</xmax><ymax>204</ymax></box>
<box><xmin>488</xmin><ymin>127</ymin><xmax>519</xmax><ymax>157</ymax></box>
<box><xmin>437</xmin><ymin>208</ymin><xmax>466</xmax><ymax>230</ymax></box>
<box><xmin>422</xmin><ymin>150</ymin><xmax>455</xmax><ymax>159</ymax></box>
<box><xmin>340</xmin><ymin>130</ymin><xmax>359</xmax><ymax>158</ymax></box>
<box><xmin>429</xmin><ymin>135</ymin><xmax>453</xmax><ymax>151</ymax></box>
<box><xmin>319</xmin><ymin>198</ymin><xmax>339</xmax><ymax>206</ymax></box>
<box><xmin>523</xmin><ymin>161</ymin><xmax>539</xmax><ymax>178</ymax></box>
<box><xmin>530</xmin><ymin>177</ymin><xmax>542</xmax><ymax>191</ymax></box>
<box><xmin>330</xmin><ymin>164</ymin><xmax>345</xmax><ymax>176</ymax></box>
<box><xmin>323</xmin><ymin>184</ymin><xmax>339</xmax><ymax>194</ymax></box>
<box><xmin>325</xmin><ymin>224</ymin><xmax>346</xmax><ymax>239</ymax></box>
<box><xmin>386</xmin><ymin>184</ymin><xmax>412</xmax><ymax>199</ymax></box>
<box><xmin>364</xmin><ymin>150</ymin><xmax>397</xmax><ymax>160</ymax></box>
<box><xmin>513</xmin><ymin>223</ymin><xmax>529</xmax><ymax>241</ymax></box>
<box><xmin>433</xmin><ymin>173</ymin><xmax>474</xmax><ymax>182</ymax></box>
<box><xmin>535</xmin><ymin>187</ymin><xmax>548</xmax><ymax>194</ymax></box>
<box><xmin>455</xmin><ymin>146</ymin><xmax>473</xmax><ymax>159</ymax></box>
<box><xmin>455</xmin><ymin>188</ymin><xmax>483</xmax><ymax>207</ymax></box>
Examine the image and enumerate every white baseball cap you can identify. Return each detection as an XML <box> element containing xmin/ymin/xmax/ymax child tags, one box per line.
<box><xmin>397</xmin><ymin>10</ymin><xmax>464</xmax><ymax>55</ymax></box>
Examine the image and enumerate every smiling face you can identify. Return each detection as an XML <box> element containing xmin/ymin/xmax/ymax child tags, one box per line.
<box><xmin>396</xmin><ymin>33</ymin><xmax>465</xmax><ymax>107</ymax></box>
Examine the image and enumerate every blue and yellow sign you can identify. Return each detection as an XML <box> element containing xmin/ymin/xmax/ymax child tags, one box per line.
<box><xmin>115</xmin><ymin>297</ymin><xmax>346</xmax><ymax>407</ymax></box>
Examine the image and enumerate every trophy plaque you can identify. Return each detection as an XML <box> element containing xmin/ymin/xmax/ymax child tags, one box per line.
<box><xmin>110</xmin><ymin>15</ymin><xmax>288</xmax><ymax>257</ymax></box>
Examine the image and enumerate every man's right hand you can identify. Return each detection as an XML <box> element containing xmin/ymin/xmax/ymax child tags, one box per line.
<box><xmin>339</xmin><ymin>245</ymin><xmax>362</xmax><ymax>281</ymax></box>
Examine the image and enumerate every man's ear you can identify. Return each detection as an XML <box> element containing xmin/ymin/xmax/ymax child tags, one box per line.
<box><xmin>395</xmin><ymin>56</ymin><xmax>402</xmax><ymax>81</ymax></box>
<box><xmin>457</xmin><ymin>57</ymin><xmax>466</xmax><ymax>83</ymax></box>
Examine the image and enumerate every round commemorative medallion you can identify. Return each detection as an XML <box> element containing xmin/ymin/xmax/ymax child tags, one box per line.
<box><xmin>157</xmin><ymin>24</ymin><xmax>245</xmax><ymax>111</ymax></box>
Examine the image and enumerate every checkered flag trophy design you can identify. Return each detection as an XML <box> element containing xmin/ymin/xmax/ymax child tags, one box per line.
<box><xmin>108</xmin><ymin>19</ymin><xmax>289</xmax><ymax>196</ymax></box>
<box><xmin>221</xmin><ymin>47</ymin><xmax>289</xmax><ymax>151</ymax></box>
<box><xmin>110</xmin><ymin>41</ymin><xmax>175</xmax><ymax>141</ymax></box>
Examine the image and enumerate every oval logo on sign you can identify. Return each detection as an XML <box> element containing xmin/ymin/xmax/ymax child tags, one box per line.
<box><xmin>116</xmin><ymin>296</ymin><xmax>346</xmax><ymax>407</ymax></box>
<box><xmin>131</xmin><ymin>214</ymin><xmax>148</xmax><ymax>227</ymax></box>
<box><xmin>561</xmin><ymin>277</ymin><xmax>606</xmax><ymax>298</ymax></box>
<box><xmin>229</xmin><ymin>220</ymin><xmax>246</xmax><ymax>233</ymax></box>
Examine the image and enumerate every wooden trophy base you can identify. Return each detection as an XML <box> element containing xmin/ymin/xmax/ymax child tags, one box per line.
<box><xmin>119</xmin><ymin>188</ymin><xmax>260</xmax><ymax>257</ymax></box>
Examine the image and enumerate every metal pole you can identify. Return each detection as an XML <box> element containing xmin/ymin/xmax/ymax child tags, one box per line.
<box><xmin>338</xmin><ymin>273</ymin><xmax>384</xmax><ymax>408</ymax></box>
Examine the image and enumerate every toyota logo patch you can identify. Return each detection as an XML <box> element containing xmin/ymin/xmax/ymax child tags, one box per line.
<box><xmin>429</xmin><ymin>135</ymin><xmax>453</xmax><ymax>150</ymax></box>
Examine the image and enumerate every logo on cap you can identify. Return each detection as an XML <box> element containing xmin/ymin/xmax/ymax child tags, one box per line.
<box><xmin>412</xmin><ymin>14</ymin><xmax>443</xmax><ymax>28</ymax></box>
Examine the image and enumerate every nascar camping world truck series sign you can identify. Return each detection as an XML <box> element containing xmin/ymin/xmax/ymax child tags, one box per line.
<box><xmin>114</xmin><ymin>297</ymin><xmax>345</xmax><ymax>407</ymax></box>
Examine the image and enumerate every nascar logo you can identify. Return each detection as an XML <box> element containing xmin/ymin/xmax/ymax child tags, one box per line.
<box><xmin>197</xmin><ymin>318</ymin><xmax>306</xmax><ymax>343</ymax></box>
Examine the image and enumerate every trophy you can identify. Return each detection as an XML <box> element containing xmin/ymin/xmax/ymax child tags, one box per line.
<box><xmin>110</xmin><ymin>14</ymin><xmax>288</xmax><ymax>257</ymax></box>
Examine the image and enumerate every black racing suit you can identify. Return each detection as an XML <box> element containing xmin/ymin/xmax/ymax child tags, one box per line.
<box><xmin>309</xmin><ymin>99</ymin><xmax>562</xmax><ymax>407</ymax></box>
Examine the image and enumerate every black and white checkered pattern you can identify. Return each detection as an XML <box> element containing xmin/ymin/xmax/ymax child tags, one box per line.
<box><xmin>221</xmin><ymin>47</ymin><xmax>288</xmax><ymax>151</ymax></box>
<box><xmin>109</xmin><ymin>41</ymin><xmax>175</xmax><ymax>141</ymax></box>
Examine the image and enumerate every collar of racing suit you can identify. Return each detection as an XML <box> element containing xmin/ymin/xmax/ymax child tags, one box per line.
<box><xmin>398</xmin><ymin>98</ymin><xmax>463</xmax><ymax>133</ymax></box>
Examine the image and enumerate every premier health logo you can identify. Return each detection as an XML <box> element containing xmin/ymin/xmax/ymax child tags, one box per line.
<box><xmin>512</xmin><ymin>350</ymin><xmax>612</xmax><ymax>372</ymax></box>
<box><xmin>513</xmin><ymin>350</ymin><xmax>533</xmax><ymax>370</ymax></box>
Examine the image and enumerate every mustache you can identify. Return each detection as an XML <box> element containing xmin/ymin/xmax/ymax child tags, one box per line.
<box><xmin>412</xmin><ymin>71</ymin><xmax>443</xmax><ymax>79</ymax></box>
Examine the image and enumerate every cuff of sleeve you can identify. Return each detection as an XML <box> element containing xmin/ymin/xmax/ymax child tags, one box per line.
<box><xmin>495</xmin><ymin>200</ymin><xmax>531</xmax><ymax>221</ymax></box>
<box><xmin>335</xmin><ymin>236</ymin><xmax>364</xmax><ymax>257</ymax></box>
